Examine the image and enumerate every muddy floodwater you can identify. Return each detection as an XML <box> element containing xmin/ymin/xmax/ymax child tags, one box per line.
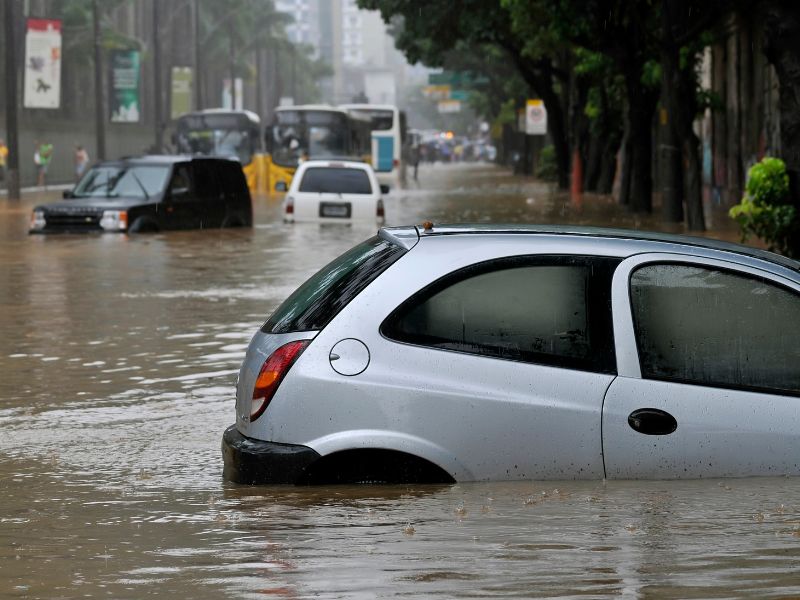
<box><xmin>2</xmin><ymin>164</ymin><xmax>800</xmax><ymax>598</ymax></box>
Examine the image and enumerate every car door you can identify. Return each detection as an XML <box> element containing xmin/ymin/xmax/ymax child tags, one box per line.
<box><xmin>191</xmin><ymin>160</ymin><xmax>224</xmax><ymax>227</ymax></box>
<box><xmin>362</xmin><ymin>255</ymin><xmax>619</xmax><ymax>481</ymax></box>
<box><xmin>163</xmin><ymin>162</ymin><xmax>201</xmax><ymax>229</ymax></box>
<box><xmin>602</xmin><ymin>254</ymin><xmax>800</xmax><ymax>479</ymax></box>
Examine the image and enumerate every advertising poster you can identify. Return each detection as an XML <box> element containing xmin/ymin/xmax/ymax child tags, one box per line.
<box><xmin>110</xmin><ymin>50</ymin><xmax>141</xmax><ymax>122</ymax></box>
<box><xmin>171</xmin><ymin>67</ymin><xmax>193</xmax><ymax>119</ymax></box>
<box><xmin>23</xmin><ymin>19</ymin><xmax>62</xmax><ymax>109</ymax></box>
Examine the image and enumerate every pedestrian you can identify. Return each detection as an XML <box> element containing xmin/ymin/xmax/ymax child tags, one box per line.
<box><xmin>34</xmin><ymin>140</ymin><xmax>53</xmax><ymax>188</ymax></box>
<box><xmin>0</xmin><ymin>138</ymin><xmax>7</xmax><ymax>182</ymax></box>
<box><xmin>74</xmin><ymin>144</ymin><xmax>89</xmax><ymax>181</ymax></box>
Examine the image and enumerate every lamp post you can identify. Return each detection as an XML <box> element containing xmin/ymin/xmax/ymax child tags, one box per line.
<box><xmin>4</xmin><ymin>0</ymin><xmax>21</xmax><ymax>200</ymax></box>
<box><xmin>92</xmin><ymin>0</ymin><xmax>106</xmax><ymax>160</ymax></box>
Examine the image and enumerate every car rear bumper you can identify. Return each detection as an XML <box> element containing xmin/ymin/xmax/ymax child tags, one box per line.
<box><xmin>222</xmin><ymin>425</ymin><xmax>320</xmax><ymax>484</ymax></box>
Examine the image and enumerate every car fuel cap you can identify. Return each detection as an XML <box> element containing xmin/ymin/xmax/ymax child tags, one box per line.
<box><xmin>329</xmin><ymin>338</ymin><xmax>370</xmax><ymax>376</ymax></box>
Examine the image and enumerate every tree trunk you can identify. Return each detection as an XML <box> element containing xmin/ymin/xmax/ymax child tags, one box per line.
<box><xmin>618</xmin><ymin>129</ymin><xmax>633</xmax><ymax>206</ymax></box>
<box><xmin>584</xmin><ymin>134</ymin><xmax>602</xmax><ymax>192</ymax></box>
<box><xmin>660</xmin><ymin>45</ymin><xmax>684</xmax><ymax>223</ymax></box>
<box><xmin>627</xmin><ymin>95</ymin><xmax>656</xmax><ymax>212</ymax></box>
<box><xmin>763</xmin><ymin>1</ymin><xmax>800</xmax><ymax>255</ymax></box>
<box><xmin>684</xmin><ymin>130</ymin><xmax>705</xmax><ymax>230</ymax></box>
<box><xmin>764</xmin><ymin>1</ymin><xmax>800</xmax><ymax>237</ymax></box>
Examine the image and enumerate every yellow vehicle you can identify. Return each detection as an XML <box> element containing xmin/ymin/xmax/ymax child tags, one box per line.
<box><xmin>174</xmin><ymin>109</ymin><xmax>266</xmax><ymax>195</ymax></box>
<box><xmin>266</xmin><ymin>105</ymin><xmax>372</xmax><ymax>192</ymax></box>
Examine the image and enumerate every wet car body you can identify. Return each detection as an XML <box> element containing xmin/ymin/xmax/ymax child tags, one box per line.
<box><xmin>223</xmin><ymin>224</ymin><xmax>800</xmax><ymax>485</ymax></box>
<box><xmin>30</xmin><ymin>155</ymin><xmax>252</xmax><ymax>234</ymax></box>
<box><xmin>283</xmin><ymin>159</ymin><xmax>386</xmax><ymax>224</ymax></box>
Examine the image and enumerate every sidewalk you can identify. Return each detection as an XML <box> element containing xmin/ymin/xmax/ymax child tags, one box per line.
<box><xmin>1</xmin><ymin>183</ymin><xmax>73</xmax><ymax>196</ymax></box>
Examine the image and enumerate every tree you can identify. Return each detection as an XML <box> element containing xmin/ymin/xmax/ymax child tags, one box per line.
<box><xmin>359</xmin><ymin>0</ymin><xmax>573</xmax><ymax>189</ymax></box>
<box><xmin>763</xmin><ymin>0</ymin><xmax>800</xmax><ymax>254</ymax></box>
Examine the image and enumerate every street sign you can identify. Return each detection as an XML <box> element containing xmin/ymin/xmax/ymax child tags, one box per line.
<box><xmin>525</xmin><ymin>99</ymin><xmax>547</xmax><ymax>135</ymax></box>
<box><xmin>437</xmin><ymin>100</ymin><xmax>461</xmax><ymax>114</ymax></box>
<box><xmin>24</xmin><ymin>19</ymin><xmax>62</xmax><ymax>109</ymax></box>
<box><xmin>423</xmin><ymin>85</ymin><xmax>451</xmax><ymax>100</ymax></box>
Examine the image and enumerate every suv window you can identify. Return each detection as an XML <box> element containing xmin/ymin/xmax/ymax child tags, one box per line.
<box><xmin>381</xmin><ymin>256</ymin><xmax>618</xmax><ymax>373</ymax></box>
<box><xmin>262</xmin><ymin>235</ymin><xmax>406</xmax><ymax>334</ymax></box>
<box><xmin>168</xmin><ymin>164</ymin><xmax>192</xmax><ymax>197</ymax></box>
<box><xmin>192</xmin><ymin>162</ymin><xmax>221</xmax><ymax>201</ymax></box>
<box><xmin>630</xmin><ymin>263</ymin><xmax>800</xmax><ymax>395</ymax></box>
<box><xmin>299</xmin><ymin>167</ymin><xmax>372</xmax><ymax>194</ymax></box>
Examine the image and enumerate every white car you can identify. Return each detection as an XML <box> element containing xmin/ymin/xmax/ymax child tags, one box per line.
<box><xmin>222</xmin><ymin>224</ymin><xmax>800</xmax><ymax>484</ymax></box>
<box><xmin>283</xmin><ymin>160</ymin><xmax>386</xmax><ymax>223</ymax></box>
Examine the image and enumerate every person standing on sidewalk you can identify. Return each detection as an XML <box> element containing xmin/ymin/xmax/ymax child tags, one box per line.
<box><xmin>74</xmin><ymin>144</ymin><xmax>89</xmax><ymax>181</ymax></box>
<box><xmin>0</xmin><ymin>139</ymin><xmax>8</xmax><ymax>182</ymax></box>
<box><xmin>34</xmin><ymin>140</ymin><xmax>53</xmax><ymax>188</ymax></box>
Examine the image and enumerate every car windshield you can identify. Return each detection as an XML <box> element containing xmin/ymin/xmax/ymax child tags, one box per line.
<box><xmin>298</xmin><ymin>167</ymin><xmax>372</xmax><ymax>194</ymax></box>
<box><xmin>72</xmin><ymin>165</ymin><xmax>170</xmax><ymax>199</ymax></box>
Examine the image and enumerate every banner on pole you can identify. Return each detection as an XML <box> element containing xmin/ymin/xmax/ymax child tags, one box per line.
<box><xmin>23</xmin><ymin>19</ymin><xmax>62</xmax><ymax>109</ymax></box>
<box><xmin>171</xmin><ymin>67</ymin><xmax>193</xmax><ymax>119</ymax></box>
<box><xmin>110</xmin><ymin>50</ymin><xmax>141</xmax><ymax>122</ymax></box>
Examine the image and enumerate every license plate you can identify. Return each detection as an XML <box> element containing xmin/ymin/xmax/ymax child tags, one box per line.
<box><xmin>319</xmin><ymin>202</ymin><xmax>352</xmax><ymax>218</ymax></box>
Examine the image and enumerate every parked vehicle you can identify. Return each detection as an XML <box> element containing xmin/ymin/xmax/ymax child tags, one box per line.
<box><xmin>283</xmin><ymin>159</ymin><xmax>387</xmax><ymax>224</ymax></box>
<box><xmin>29</xmin><ymin>155</ymin><xmax>252</xmax><ymax>234</ymax></box>
<box><xmin>222</xmin><ymin>224</ymin><xmax>800</xmax><ymax>485</ymax></box>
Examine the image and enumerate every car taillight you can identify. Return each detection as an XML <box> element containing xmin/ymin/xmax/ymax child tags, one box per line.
<box><xmin>393</xmin><ymin>158</ymin><xmax>399</xmax><ymax>167</ymax></box>
<box><xmin>285</xmin><ymin>196</ymin><xmax>294</xmax><ymax>214</ymax></box>
<box><xmin>250</xmin><ymin>340</ymin><xmax>310</xmax><ymax>422</ymax></box>
<box><xmin>376</xmin><ymin>199</ymin><xmax>385</xmax><ymax>218</ymax></box>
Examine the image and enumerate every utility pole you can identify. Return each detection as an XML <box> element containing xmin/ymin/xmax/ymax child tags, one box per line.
<box><xmin>92</xmin><ymin>0</ymin><xmax>106</xmax><ymax>160</ymax></box>
<box><xmin>193</xmin><ymin>0</ymin><xmax>202</xmax><ymax>111</ymax></box>
<box><xmin>228</xmin><ymin>18</ymin><xmax>236</xmax><ymax>109</ymax></box>
<box><xmin>4</xmin><ymin>0</ymin><xmax>21</xmax><ymax>199</ymax></box>
<box><xmin>153</xmin><ymin>0</ymin><xmax>163</xmax><ymax>152</ymax></box>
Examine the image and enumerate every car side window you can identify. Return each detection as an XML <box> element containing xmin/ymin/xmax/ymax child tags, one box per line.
<box><xmin>168</xmin><ymin>165</ymin><xmax>192</xmax><ymax>198</ymax></box>
<box><xmin>381</xmin><ymin>256</ymin><xmax>618</xmax><ymax>374</ymax></box>
<box><xmin>630</xmin><ymin>263</ymin><xmax>800</xmax><ymax>395</ymax></box>
<box><xmin>192</xmin><ymin>162</ymin><xmax>221</xmax><ymax>201</ymax></box>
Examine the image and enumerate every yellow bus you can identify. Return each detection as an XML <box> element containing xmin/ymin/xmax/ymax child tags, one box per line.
<box><xmin>174</xmin><ymin>109</ymin><xmax>266</xmax><ymax>195</ymax></box>
<box><xmin>265</xmin><ymin>105</ymin><xmax>372</xmax><ymax>193</ymax></box>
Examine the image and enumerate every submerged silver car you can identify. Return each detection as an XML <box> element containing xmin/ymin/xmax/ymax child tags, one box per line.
<box><xmin>222</xmin><ymin>224</ymin><xmax>800</xmax><ymax>485</ymax></box>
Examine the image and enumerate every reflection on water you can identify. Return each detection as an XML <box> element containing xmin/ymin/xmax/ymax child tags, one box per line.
<box><xmin>0</xmin><ymin>164</ymin><xmax>793</xmax><ymax>598</ymax></box>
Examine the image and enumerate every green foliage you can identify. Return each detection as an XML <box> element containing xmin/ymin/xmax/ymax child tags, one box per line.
<box><xmin>536</xmin><ymin>145</ymin><xmax>559</xmax><ymax>181</ymax></box>
<box><xmin>729</xmin><ymin>157</ymin><xmax>798</xmax><ymax>257</ymax></box>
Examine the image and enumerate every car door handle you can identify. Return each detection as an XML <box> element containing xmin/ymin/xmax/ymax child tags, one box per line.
<box><xmin>627</xmin><ymin>408</ymin><xmax>677</xmax><ymax>436</ymax></box>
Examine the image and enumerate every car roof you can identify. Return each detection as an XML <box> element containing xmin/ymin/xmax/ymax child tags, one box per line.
<box><xmin>93</xmin><ymin>154</ymin><xmax>237</xmax><ymax>167</ymax></box>
<box><xmin>299</xmin><ymin>159</ymin><xmax>372</xmax><ymax>170</ymax></box>
<box><xmin>379</xmin><ymin>223</ymin><xmax>800</xmax><ymax>275</ymax></box>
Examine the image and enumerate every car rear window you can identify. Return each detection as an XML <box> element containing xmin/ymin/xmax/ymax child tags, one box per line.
<box><xmin>298</xmin><ymin>167</ymin><xmax>373</xmax><ymax>194</ymax></box>
<box><xmin>262</xmin><ymin>235</ymin><xmax>406</xmax><ymax>334</ymax></box>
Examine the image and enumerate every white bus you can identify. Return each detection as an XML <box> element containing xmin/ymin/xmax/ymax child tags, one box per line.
<box><xmin>339</xmin><ymin>104</ymin><xmax>407</xmax><ymax>188</ymax></box>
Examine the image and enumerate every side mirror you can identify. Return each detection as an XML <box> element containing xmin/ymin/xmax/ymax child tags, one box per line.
<box><xmin>62</xmin><ymin>189</ymin><xmax>73</xmax><ymax>199</ymax></box>
<box><xmin>275</xmin><ymin>181</ymin><xmax>288</xmax><ymax>192</ymax></box>
<box><xmin>379</xmin><ymin>184</ymin><xmax>390</xmax><ymax>195</ymax></box>
<box><xmin>170</xmin><ymin>186</ymin><xmax>190</xmax><ymax>199</ymax></box>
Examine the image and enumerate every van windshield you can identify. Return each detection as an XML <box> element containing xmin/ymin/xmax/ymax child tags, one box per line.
<box><xmin>262</xmin><ymin>235</ymin><xmax>406</xmax><ymax>334</ymax></box>
<box><xmin>72</xmin><ymin>165</ymin><xmax>170</xmax><ymax>199</ymax></box>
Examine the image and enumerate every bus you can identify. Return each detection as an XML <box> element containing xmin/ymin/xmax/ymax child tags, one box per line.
<box><xmin>265</xmin><ymin>105</ymin><xmax>372</xmax><ymax>192</ymax></box>
<box><xmin>339</xmin><ymin>104</ymin><xmax>407</xmax><ymax>188</ymax></box>
<box><xmin>174</xmin><ymin>109</ymin><xmax>265</xmax><ymax>194</ymax></box>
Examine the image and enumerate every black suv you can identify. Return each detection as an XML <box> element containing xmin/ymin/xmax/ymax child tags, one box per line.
<box><xmin>29</xmin><ymin>155</ymin><xmax>253</xmax><ymax>233</ymax></box>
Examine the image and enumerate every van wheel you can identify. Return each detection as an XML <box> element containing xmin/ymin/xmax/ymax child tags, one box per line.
<box><xmin>128</xmin><ymin>217</ymin><xmax>159</xmax><ymax>233</ymax></box>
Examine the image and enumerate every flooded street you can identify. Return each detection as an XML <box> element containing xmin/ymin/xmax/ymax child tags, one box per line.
<box><xmin>2</xmin><ymin>163</ymin><xmax>799</xmax><ymax>598</ymax></box>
